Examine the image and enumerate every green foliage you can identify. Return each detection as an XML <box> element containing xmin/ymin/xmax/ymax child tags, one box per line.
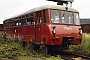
<box><xmin>68</xmin><ymin>33</ymin><xmax>90</xmax><ymax>56</ymax></box>
<box><xmin>0</xmin><ymin>31</ymin><xmax>63</xmax><ymax>60</ymax></box>
<box><xmin>0</xmin><ymin>40</ymin><xmax>27</xmax><ymax>58</ymax></box>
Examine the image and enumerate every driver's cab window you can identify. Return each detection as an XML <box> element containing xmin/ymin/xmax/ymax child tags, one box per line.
<box><xmin>61</xmin><ymin>11</ymin><xmax>73</xmax><ymax>24</ymax></box>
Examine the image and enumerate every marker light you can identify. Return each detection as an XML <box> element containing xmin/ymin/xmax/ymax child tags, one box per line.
<box><xmin>79</xmin><ymin>27</ymin><xmax>82</xmax><ymax>35</ymax></box>
<box><xmin>52</xmin><ymin>26</ymin><xmax>56</xmax><ymax>34</ymax></box>
<box><xmin>80</xmin><ymin>29</ymin><xmax>82</xmax><ymax>35</ymax></box>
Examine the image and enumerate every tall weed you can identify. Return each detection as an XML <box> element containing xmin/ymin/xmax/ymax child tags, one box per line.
<box><xmin>68</xmin><ymin>33</ymin><xmax>90</xmax><ymax>56</ymax></box>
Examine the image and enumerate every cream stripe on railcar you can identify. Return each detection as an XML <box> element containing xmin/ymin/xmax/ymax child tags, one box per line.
<box><xmin>4</xmin><ymin>5</ymin><xmax>79</xmax><ymax>21</ymax></box>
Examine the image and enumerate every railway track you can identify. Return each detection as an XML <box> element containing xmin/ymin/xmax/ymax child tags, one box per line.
<box><xmin>48</xmin><ymin>51</ymin><xmax>90</xmax><ymax>60</ymax></box>
<box><xmin>61</xmin><ymin>52</ymin><xmax>90</xmax><ymax>60</ymax></box>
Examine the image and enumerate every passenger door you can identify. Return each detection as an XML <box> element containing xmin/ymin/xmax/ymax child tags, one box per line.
<box><xmin>35</xmin><ymin>11</ymin><xmax>42</xmax><ymax>44</ymax></box>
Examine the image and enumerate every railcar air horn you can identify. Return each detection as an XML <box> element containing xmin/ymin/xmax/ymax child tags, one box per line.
<box><xmin>46</xmin><ymin>0</ymin><xmax>74</xmax><ymax>7</ymax></box>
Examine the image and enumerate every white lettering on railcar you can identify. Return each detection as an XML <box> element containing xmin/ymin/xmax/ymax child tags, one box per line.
<box><xmin>64</xmin><ymin>27</ymin><xmax>72</xmax><ymax>30</ymax></box>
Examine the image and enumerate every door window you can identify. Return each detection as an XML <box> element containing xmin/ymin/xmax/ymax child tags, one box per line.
<box><xmin>36</xmin><ymin>11</ymin><xmax>42</xmax><ymax>24</ymax></box>
<box><xmin>51</xmin><ymin>10</ymin><xmax>60</xmax><ymax>24</ymax></box>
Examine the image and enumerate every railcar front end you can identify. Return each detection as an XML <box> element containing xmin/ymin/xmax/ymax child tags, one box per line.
<box><xmin>47</xmin><ymin>25</ymin><xmax>82</xmax><ymax>46</ymax></box>
<box><xmin>45</xmin><ymin>9</ymin><xmax>82</xmax><ymax>47</ymax></box>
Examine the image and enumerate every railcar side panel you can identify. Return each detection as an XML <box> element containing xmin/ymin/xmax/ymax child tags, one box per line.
<box><xmin>21</xmin><ymin>26</ymin><xmax>35</xmax><ymax>42</ymax></box>
<box><xmin>40</xmin><ymin>24</ymin><xmax>52</xmax><ymax>45</ymax></box>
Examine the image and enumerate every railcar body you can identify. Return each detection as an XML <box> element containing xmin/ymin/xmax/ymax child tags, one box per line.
<box><xmin>3</xmin><ymin>5</ymin><xmax>82</xmax><ymax>48</ymax></box>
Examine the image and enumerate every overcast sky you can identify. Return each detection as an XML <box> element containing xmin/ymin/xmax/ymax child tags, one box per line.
<box><xmin>0</xmin><ymin>0</ymin><xmax>90</xmax><ymax>24</ymax></box>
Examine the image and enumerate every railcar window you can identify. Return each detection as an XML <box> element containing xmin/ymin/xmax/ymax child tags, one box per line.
<box><xmin>4</xmin><ymin>20</ymin><xmax>13</xmax><ymax>27</ymax></box>
<box><xmin>6</xmin><ymin>23</ymin><xmax>9</xmax><ymax>27</ymax></box>
<box><xmin>19</xmin><ymin>17</ymin><xmax>21</xmax><ymax>19</ymax></box>
<box><xmin>13</xmin><ymin>21</ymin><xmax>16</xmax><ymax>26</ymax></box>
<box><xmin>18</xmin><ymin>20</ymin><xmax>21</xmax><ymax>26</ymax></box>
<box><xmin>9</xmin><ymin>22</ymin><xmax>13</xmax><ymax>27</ymax></box>
<box><xmin>13</xmin><ymin>21</ymin><xmax>18</xmax><ymax>26</ymax></box>
<box><xmin>27</xmin><ymin>13</ymin><xmax>34</xmax><ymax>25</ymax></box>
<box><xmin>5</xmin><ymin>21</ymin><xmax>7</xmax><ymax>27</ymax></box>
<box><xmin>27</xmin><ymin>18</ymin><xmax>31</xmax><ymax>25</ymax></box>
<box><xmin>40</xmin><ymin>11</ymin><xmax>42</xmax><ymax>24</ymax></box>
<box><xmin>18</xmin><ymin>19</ymin><xmax>25</xmax><ymax>26</ymax></box>
<box><xmin>16</xmin><ymin>22</ymin><xmax>19</xmax><ymax>26</ymax></box>
<box><xmin>36</xmin><ymin>12</ymin><xmax>39</xmax><ymax>24</ymax></box>
<box><xmin>74</xmin><ymin>13</ymin><xmax>80</xmax><ymax>25</ymax></box>
<box><xmin>21</xmin><ymin>19</ymin><xmax>25</xmax><ymax>25</ymax></box>
<box><xmin>22</xmin><ymin>15</ymin><xmax>25</xmax><ymax>19</ymax></box>
<box><xmin>51</xmin><ymin>10</ymin><xmax>60</xmax><ymax>24</ymax></box>
<box><xmin>26</xmin><ymin>14</ymin><xmax>29</xmax><ymax>17</ymax></box>
<box><xmin>61</xmin><ymin>11</ymin><xmax>73</xmax><ymax>24</ymax></box>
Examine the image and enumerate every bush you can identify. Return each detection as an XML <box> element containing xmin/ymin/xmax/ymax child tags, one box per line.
<box><xmin>0</xmin><ymin>31</ymin><xmax>63</xmax><ymax>60</ymax></box>
<box><xmin>68</xmin><ymin>33</ymin><xmax>90</xmax><ymax>56</ymax></box>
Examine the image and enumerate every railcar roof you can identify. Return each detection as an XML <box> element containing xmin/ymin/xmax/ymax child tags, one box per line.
<box><xmin>4</xmin><ymin>5</ymin><xmax>79</xmax><ymax>20</ymax></box>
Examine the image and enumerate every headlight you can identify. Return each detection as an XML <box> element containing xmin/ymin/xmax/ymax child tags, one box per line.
<box><xmin>52</xmin><ymin>29</ymin><xmax>56</xmax><ymax>34</ymax></box>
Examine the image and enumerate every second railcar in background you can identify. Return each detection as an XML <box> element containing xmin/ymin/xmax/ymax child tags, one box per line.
<box><xmin>3</xmin><ymin>0</ymin><xmax>82</xmax><ymax>50</ymax></box>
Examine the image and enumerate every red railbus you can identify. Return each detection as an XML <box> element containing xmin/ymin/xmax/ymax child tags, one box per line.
<box><xmin>3</xmin><ymin>5</ymin><xmax>82</xmax><ymax>49</ymax></box>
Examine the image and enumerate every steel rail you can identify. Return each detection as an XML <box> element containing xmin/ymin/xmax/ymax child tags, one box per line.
<box><xmin>48</xmin><ymin>51</ymin><xmax>90</xmax><ymax>60</ymax></box>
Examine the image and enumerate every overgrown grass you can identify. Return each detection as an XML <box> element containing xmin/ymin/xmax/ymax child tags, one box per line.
<box><xmin>68</xmin><ymin>33</ymin><xmax>90</xmax><ymax>57</ymax></box>
<box><xmin>0</xmin><ymin>31</ymin><xmax>63</xmax><ymax>60</ymax></box>
<box><xmin>0</xmin><ymin>31</ymin><xmax>90</xmax><ymax>59</ymax></box>
<box><xmin>0</xmin><ymin>40</ymin><xmax>47</xmax><ymax>59</ymax></box>
<box><xmin>0</xmin><ymin>39</ymin><xmax>27</xmax><ymax>58</ymax></box>
<box><xmin>19</xmin><ymin>56</ymin><xmax>63</xmax><ymax>60</ymax></box>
